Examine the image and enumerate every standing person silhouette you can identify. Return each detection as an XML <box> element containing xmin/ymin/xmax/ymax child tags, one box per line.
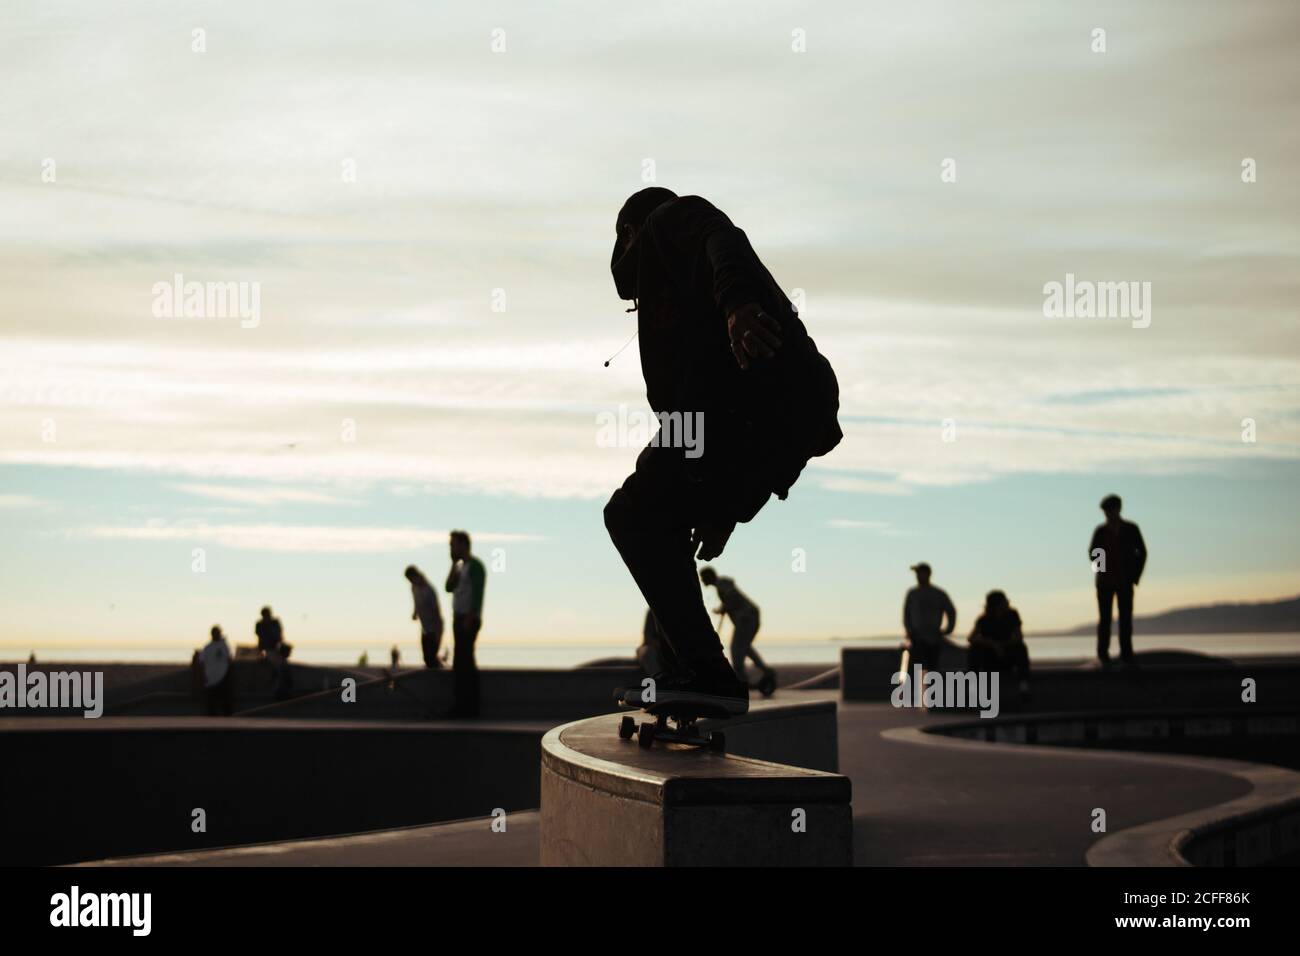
<box><xmin>604</xmin><ymin>187</ymin><xmax>841</xmax><ymax>711</ymax></box>
<box><xmin>255</xmin><ymin>606</ymin><xmax>282</xmax><ymax>660</ymax></box>
<box><xmin>1089</xmin><ymin>494</ymin><xmax>1147</xmax><ymax>668</ymax></box>
<box><xmin>444</xmin><ymin>530</ymin><xmax>486</xmax><ymax>717</ymax></box>
<box><xmin>903</xmin><ymin>562</ymin><xmax>957</xmax><ymax>677</ymax></box>
<box><xmin>405</xmin><ymin>565</ymin><xmax>445</xmax><ymax>669</ymax></box>
<box><xmin>201</xmin><ymin>625</ymin><xmax>234</xmax><ymax>716</ymax></box>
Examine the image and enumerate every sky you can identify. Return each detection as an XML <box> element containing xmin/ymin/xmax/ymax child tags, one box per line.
<box><xmin>1</xmin><ymin>0</ymin><xmax>1298</xmax><ymax>660</ymax></box>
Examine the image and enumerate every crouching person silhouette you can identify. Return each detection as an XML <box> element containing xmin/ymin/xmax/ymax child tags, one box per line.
<box><xmin>604</xmin><ymin>187</ymin><xmax>842</xmax><ymax>713</ymax></box>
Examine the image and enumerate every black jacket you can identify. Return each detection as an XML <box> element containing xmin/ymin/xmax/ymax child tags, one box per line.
<box><xmin>621</xmin><ymin>196</ymin><xmax>842</xmax><ymax>518</ymax></box>
<box><xmin>1089</xmin><ymin>520</ymin><xmax>1147</xmax><ymax>585</ymax></box>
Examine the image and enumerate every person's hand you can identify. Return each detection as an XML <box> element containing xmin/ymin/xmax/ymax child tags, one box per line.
<box><xmin>691</xmin><ymin>521</ymin><xmax>734</xmax><ymax>561</ymax></box>
<box><xmin>727</xmin><ymin>303</ymin><xmax>782</xmax><ymax>370</ymax></box>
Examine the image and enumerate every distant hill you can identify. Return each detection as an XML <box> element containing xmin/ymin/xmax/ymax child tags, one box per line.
<box><xmin>1049</xmin><ymin>595</ymin><xmax>1300</xmax><ymax>636</ymax></box>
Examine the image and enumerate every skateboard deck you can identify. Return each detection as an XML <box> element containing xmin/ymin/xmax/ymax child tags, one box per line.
<box><xmin>614</xmin><ymin>693</ymin><xmax>734</xmax><ymax>751</ymax></box>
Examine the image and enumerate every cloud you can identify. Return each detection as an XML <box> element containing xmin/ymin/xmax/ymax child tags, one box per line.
<box><xmin>2</xmin><ymin>1</ymin><xmax>1298</xmax><ymax>503</ymax></box>
<box><xmin>0</xmin><ymin>493</ymin><xmax>47</xmax><ymax>509</ymax></box>
<box><xmin>171</xmin><ymin>483</ymin><xmax>359</xmax><ymax>507</ymax></box>
<box><xmin>76</xmin><ymin>522</ymin><xmax>543</xmax><ymax>554</ymax></box>
<box><xmin>826</xmin><ymin>518</ymin><xmax>903</xmax><ymax>536</ymax></box>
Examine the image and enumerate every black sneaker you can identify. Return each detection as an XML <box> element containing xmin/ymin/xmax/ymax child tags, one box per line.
<box><xmin>614</xmin><ymin>667</ymin><xmax>683</xmax><ymax>707</ymax></box>
<box><xmin>651</xmin><ymin>658</ymin><xmax>749</xmax><ymax>715</ymax></box>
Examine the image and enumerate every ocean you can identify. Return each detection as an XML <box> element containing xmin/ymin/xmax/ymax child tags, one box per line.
<box><xmin>6</xmin><ymin>632</ymin><xmax>1300</xmax><ymax>668</ymax></box>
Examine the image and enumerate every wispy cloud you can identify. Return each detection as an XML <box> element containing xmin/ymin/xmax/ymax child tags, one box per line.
<box><xmin>0</xmin><ymin>493</ymin><xmax>47</xmax><ymax>509</ymax></box>
<box><xmin>826</xmin><ymin>518</ymin><xmax>903</xmax><ymax>536</ymax></box>
<box><xmin>76</xmin><ymin>522</ymin><xmax>543</xmax><ymax>554</ymax></box>
<box><xmin>171</xmin><ymin>483</ymin><xmax>358</xmax><ymax>507</ymax></box>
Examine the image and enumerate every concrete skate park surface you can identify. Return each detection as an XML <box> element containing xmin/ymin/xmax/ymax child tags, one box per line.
<box><xmin>0</xmin><ymin>716</ymin><xmax>548</xmax><ymax>866</ymax></box>
<box><xmin>70</xmin><ymin>686</ymin><xmax>1299</xmax><ymax>867</ymax></box>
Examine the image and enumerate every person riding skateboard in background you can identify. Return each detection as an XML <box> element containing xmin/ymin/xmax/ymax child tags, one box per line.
<box><xmin>903</xmin><ymin>562</ymin><xmax>956</xmax><ymax>677</ymax></box>
<box><xmin>604</xmin><ymin>187</ymin><xmax>842</xmax><ymax>712</ymax></box>
<box><xmin>700</xmin><ymin>567</ymin><xmax>776</xmax><ymax>697</ymax></box>
<box><xmin>1089</xmin><ymin>494</ymin><xmax>1147</xmax><ymax>669</ymax></box>
<box><xmin>444</xmin><ymin>530</ymin><xmax>486</xmax><ymax>717</ymax></box>
<box><xmin>405</xmin><ymin>565</ymin><xmax>445</xmax><ymax>668</ymax></box>
<box><xmin>638</xmin><ymin>609</ymin><xmax>672</xmax><ymax>677</ymax></box>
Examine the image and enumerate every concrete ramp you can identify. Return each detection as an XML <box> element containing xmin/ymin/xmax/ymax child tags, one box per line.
<box><xmin>540</xmin><ymin>698</ymin><xmax>852</xmax><ymax>866</ymax></box>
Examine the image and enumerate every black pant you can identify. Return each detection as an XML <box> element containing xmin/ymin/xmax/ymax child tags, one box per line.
<box><xmin>1096</xmin><ymin>581</ymin><xmax>1135</xmax><ymax>661</ymax></box>
<box><xmin>205</xmin><ymin>674</ymin><xmax>234</xmax><ymax>716</ymax></box>
<box><xmin>969</xmin><ymin>641</ymin><xmax>1030</xmax><ymax>681</ymax></box>
<box><xmin>604</xmin><ymin>444</ymin><xmax>745</xmax><ymax>669</ymax></box>
<box><xmin>421</xmin><ymin>624</ymin><xmax>443</xmax><ymax>668</ymax></box>
<box><xmin>452</xmin><ymin>614</ymin><xmax>481</xmax><ymax>715</ymax></box>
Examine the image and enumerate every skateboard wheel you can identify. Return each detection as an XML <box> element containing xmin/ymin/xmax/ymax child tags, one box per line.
<box><xmin>618</xmin><ymin>715</ymin><xmax>635</xmax><ymax>740</ymax></box>
<box><xmin>637</xmin><ymin>722</ymin><xmax>656</xmax><ymax>749</ymax></box>
<box><xmin>708</xmin><ymin>731</ymin><xmax>725</xmax><ymax>752</ymax></box>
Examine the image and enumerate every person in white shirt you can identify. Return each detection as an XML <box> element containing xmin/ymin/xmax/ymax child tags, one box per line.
<box><xmin>903</xmin><ymin>562</ymin><xmax>957</xmax><ymax>674</ymax></box>
<box><xmin>200</xmin><ymin>625</ymin><xmax>234</xmax><ymax>716</ymax></box>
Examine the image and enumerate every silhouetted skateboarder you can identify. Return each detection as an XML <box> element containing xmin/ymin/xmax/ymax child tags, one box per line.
<box><xmin>604</xmin><ymin>187</ymin><xmax>841</xmax><ymax>713</ymax></box>
<box><xmin>1089</xmin><ymin>494</ymin><xmax>1147</xmax><ymax>667</ymax></box>
<box><xmin>700</xmin><ymin>567</ymin><xmax>775</xmax><ymax>696</ymax></box>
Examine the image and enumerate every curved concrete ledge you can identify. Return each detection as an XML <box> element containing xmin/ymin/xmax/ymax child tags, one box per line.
<box><xmin>881</xmin><ymin>709</ymin><xmax>1300</xmax><ymax>867</ymax></box>
<box><xmin>540</xmin><ymin>698</ymin><xmax>852</xmax><ymax>866</ymax></box>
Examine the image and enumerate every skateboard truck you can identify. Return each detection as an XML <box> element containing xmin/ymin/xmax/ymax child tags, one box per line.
<box><xmin>615</xmin><ymin>691</ymin><xmax>730</xmax><ymax>752</ymax></box>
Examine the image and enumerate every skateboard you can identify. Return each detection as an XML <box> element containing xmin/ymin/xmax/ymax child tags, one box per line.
<box><xmin>615</xmin><ymin>694</ymin><xmax>732</xmax><ymax>752</ymax></box>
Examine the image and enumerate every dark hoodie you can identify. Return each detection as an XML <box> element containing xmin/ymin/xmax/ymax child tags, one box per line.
<box><xmin>611</xmin><ymin>191</ymin><xmax>842</xmax><ymax>520</ymax></box>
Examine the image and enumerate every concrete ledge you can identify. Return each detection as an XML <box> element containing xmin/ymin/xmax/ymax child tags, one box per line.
<box><xmin>243</xmin><ymin>666</ymin><xmax>644</xmax><ymax>722</ymax></box>
<box><xmin>540</xmin><ymin>698</ymin><xmax>852</xmax><ymax>866</ymax></box>
<box><xmin>842</xmin><ymin>646</ymin><xmax>1300</xmax><ymax>714</ymax></box>
<box><xmin>0</xmin><ymin>716</ymin><xmax>547</xmax><ymax>866</ymax></box>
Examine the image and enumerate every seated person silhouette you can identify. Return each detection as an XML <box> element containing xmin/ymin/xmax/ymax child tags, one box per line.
<box><xmin>967</xmin><ymin>590</ymin><xmax>1030</xmax><ymax>698</ymax></box>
